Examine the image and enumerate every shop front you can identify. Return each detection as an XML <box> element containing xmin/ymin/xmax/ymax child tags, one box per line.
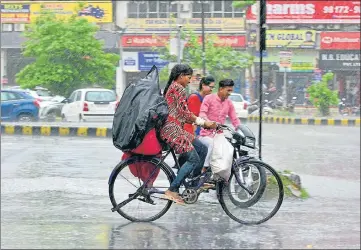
<box><xmin>319</xmin><ymin>32</ymin><xmax>360</xmax><ymax>106</ymax></box>
<box><xmin>319</xmin><ymin>50</ymin><xmax>360</xmax><ymax>105</ymax></box>
<box><xmin>120</xmin><ymin>34</ymin><xmax>247</xmax><ymax>92</ymax></box>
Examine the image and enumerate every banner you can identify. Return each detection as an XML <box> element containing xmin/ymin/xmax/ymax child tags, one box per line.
<box><xmin>249</xmin><ymin>30</ymin><xmax>316</xmax><ymax>48</ymax></box>
<box><xmin>138</xmin><ymin>52</ymin><xmax>169</xmax><ymax>72</ymax></box>
<box><xmin>0</xmin><ymin>3</ymin><xmax>30</xmax><ymax>23</ymax></box>
<box><xmin>319</xmin><ymin>50</ymin><xmax>360</xmax><ymax>71</ymax></box>
<box><xmin>246</xmin><ymin>1</ymin><xmax>360</xmax><ymax>24</ymax></box>
<box><xmin>121</xmin><ymin>35</ymin><xmax>246</xmax><ymax>48</ymax></box>
<box><xmin>0</xmin><ymin>1</ymin><xmax>112</xmax><ymax>23</ymax></box>
<box><xmin>125</xmin><ymin>18</ymin><xmax>245</xmax><ymax>32</ymax></box>
<box><xmin>320</xmin><ymin>32</ymin><xmax>360</xmax><ymax>50</ymax></box>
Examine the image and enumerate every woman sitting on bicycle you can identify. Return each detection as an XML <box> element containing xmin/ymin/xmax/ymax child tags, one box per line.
<box><xmin>160</xmin><ymin>64</ymin><xmax>217</xmax><ymax>205</ymax></box>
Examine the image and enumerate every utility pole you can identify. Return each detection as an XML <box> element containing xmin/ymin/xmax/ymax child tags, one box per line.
<box><xmin>201</xmin><ymin>0</ymin><xmax>206</xmax><ymax>75</ymax></box>
<box><xmin>177</xmin><ymin>1</ymin><xmax>181</xmax><ymax>64</ymax></box>
<box><xmin>258</xmin><ymin>0</ymin><xmax>267</xmax><ymax>160</ymax></box>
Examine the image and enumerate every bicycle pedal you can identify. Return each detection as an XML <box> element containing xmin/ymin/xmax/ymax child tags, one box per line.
<box><xmin>137</xmin><ymin>197</ymin><xmax>155</xmax><ymax>205</ymax></box>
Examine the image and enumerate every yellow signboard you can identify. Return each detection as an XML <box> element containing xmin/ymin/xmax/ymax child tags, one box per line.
<box><xmin>266</xmin><ymin>30</ymin><xmax>316</xmax><ymax>49</ymax></box>
<box><xmin>0</xmin><ymin>1</ymin><xmax>112</xmax><ymax>23</ymax></box>
<box><xmin>125</xmin><ymin>18</ymin><xmax>245</xmax><ymax>32</ymax></box>
<box><xmin>291</xmin><ymin>62</ymin><xmax>315</xmax><ymax>72</ymax></box>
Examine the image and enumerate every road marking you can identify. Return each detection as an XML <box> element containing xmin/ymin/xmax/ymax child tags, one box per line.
<box><xmin>22</xmin><ymin>126</ymin><xmax>32</xmax><ymax>135</ymax></box>
<box><xmin>40</xmin><ymin>126</ymin><xmax>51</xmax><ymax>136</ymax></box>
<box><xmin>5</xmin><ymin>125</ymin><xmax>14</xmax><ymax>135</ymax></box>
<box><xmin>77</xmin><ymin>127</ymin><xmax>88</xmax><ymax>136</ymax></box>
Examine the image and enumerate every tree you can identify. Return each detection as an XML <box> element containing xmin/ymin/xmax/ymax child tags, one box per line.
<box><xmin>232</xmin><ymin>0</ymin><xmax>256</xmax><ymax>9</ymax></box>
<box><xmin>154</xmin><ymin>29</ymin><xmax>254</xmax><ymax>89</ymax></box>
<box><xmin>307</xmin><ymin>72</ymin><xmax>339</xmax><ymax>116</ymax></box>
<box><xmin>16</xmin><ymin>7</ymin><xmax>119</xmax><ymax>96</ymax></box>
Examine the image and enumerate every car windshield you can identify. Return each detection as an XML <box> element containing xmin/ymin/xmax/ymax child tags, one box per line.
<box><xmin>85</xmin><ymin>91</ymin><xmax>116</xmax><ymax>102</ymax></box>
<box><xmin>229</xmin><ymin>95</ymin><xmax>244</xmax><ymax>102</ymax></box>
<box><xmin>36</xmin><ymin>89</ymin><xmax>52</xmax><ymax>97</ymax></box>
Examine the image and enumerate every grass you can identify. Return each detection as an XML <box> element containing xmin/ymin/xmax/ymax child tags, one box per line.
<box><xmin>272</xmin><ymin>110</ymin><xmax>297</xmax><ymax>117</ymax></box>
<box><xmin>268</xmin><ymin>172</ymin><xmax>310</xmax><ymax>200</ymax></box>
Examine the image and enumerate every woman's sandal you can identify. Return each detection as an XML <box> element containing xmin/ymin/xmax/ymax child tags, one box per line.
<box><xmin>162</xmin><ymin>194</ymin><xmax>186</xmax><ymax>205</ymax></box>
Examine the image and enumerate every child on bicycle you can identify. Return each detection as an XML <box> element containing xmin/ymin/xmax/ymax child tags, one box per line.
<box><xmin>160</xmin><ymin>64</ymin><xmax>217</xmax><ymax>205</ymax></box>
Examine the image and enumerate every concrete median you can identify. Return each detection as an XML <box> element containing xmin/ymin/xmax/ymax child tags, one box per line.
<box><xmin>1</xmin><ymin>116</ymin><xmax>359</xmax><ymax>137</ymax></box>
<box><xmin>244</xmin><ymin>116</ymin><xmax>360</xmax><ymax>126</ymax></box>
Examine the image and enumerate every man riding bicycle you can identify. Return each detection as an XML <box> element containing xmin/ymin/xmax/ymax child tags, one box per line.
<box><xmin>198</xmin><ymin>79</ymin><xmax>242</xmax><ymax>170</ymax></box>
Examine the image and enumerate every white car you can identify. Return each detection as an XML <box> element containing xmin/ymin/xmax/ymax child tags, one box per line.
<box><xmin>61</xmin><ymin>88</ymin><xmax>117</xmax><ymax>122</ymax></box>
<box><xmin>229</xmin><ymin>93</ymin><xmax>248</xmax><ymax>118</ymax></box>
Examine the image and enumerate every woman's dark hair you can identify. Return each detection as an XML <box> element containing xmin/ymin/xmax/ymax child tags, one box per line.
<box><xmin>163</xmin><ymin>64</ymin><xmax>193</xmax><ymax>96</ymax></box>
<box><xmin>219</xmin><ymin>79</ymin><xmax>235</xmax><ymax>88</ymax></box>
<box><xmin>199</xmin><ymin>75</ymin><xmax>215</xmax><ymax>91</ymax></box>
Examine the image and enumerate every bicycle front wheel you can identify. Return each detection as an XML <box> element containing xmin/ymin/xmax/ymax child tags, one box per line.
<box><xmin>217</xmin><ymin>159</ymin><xmax>284</xmax><ymax>225</ymax></box>
<box><xmin>109</xmin><ymin>156</ymin><xmax>175</xmax><ymax>222</ymax></box>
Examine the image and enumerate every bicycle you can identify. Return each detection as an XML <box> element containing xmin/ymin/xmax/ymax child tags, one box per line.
<box><xmin>108</xmin><ymin>124</ymin><xmax>284</xmax><ymax>225</ymax></box>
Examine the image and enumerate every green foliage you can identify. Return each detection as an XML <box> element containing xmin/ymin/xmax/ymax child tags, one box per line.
<box><xmin>307</xmin><ymin>72</ymin><xmax>338</xmax><ymax>116</ymax></box>
<box><xmin>153</xmin><ymin>28</ymin><xmax>254</xmax><ymax>86</ymax></box>
<box><xmin>16</xmin><ymin>9</ymin><xmax>120</xmax><ymax>96</ymax></box>
<box><xmin>232</xmin><ymin>0</ymin><xmax>256</xmax><ymax>9</ymax></box>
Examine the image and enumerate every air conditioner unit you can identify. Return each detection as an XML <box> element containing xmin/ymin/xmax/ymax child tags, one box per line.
<box><xmin>326</xmin><ymin>24</ymin><xmax>341</xmax><ymax>30</ymax></box>
<box><xmin>181</xmin><ymin>2</ymin><xmax>190</xmax><ymax>12</ymax></box>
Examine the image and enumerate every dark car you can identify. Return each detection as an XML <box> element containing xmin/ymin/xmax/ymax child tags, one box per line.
<box><xmin>1</xmin><ymin>90</ymin><xmax>40</xmax><ymax>122</ymax></box>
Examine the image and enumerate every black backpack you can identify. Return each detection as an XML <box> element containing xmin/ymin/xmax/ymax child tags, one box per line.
<box><xmin>112</xmin><ymin>66</ymin><xmax>168</xmax><ymax>151</ymax></box>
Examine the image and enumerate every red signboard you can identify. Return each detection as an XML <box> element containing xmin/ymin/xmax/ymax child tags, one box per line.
<box><xmin>121</xmin><ymin>35</ymin><xmax>246</xmax><ymax>48</ymax></box>
<box><xmin>320</xmin><ymin>32</ymin><xmax>360</xmax><ymax>50</ymax></box>
<box><xmin>246</xmin><ymin>1</ymin><xmax>360</xmax><ymax>24</ymax></box>
<box><xmin>122</xmin><ymin>35</ymin><xmax>169</xmax><ymax>47</ymax></box>
<box><xmin>200</xmin><ymin>36</ymin><xmax>246</xmax><ymax>47</ymax></box>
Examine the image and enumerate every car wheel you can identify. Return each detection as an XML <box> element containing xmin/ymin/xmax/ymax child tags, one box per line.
<box><xmin>18</xmin><ymin>114</ymin><xmax>34</xmax><ymax>122</ymax></box>
<box><xmin>61</xmin><ymin>114</ymin><xmax>67</xmax><ymax>122</ymax></box>
<box><xmin>46</xmin><ymin>111</ymin><xmax>57</xmax><ymax>122</ymax></box>
<box><xmin>79</xmin><ymin>114</ymin><xmax>86</xmax><ymax>122</ymax></box>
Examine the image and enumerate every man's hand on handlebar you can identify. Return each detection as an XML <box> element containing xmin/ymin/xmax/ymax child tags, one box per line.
<box><xmin>204</xmin><ymin>121</ymin><xmax>217</xmax><ymax>129</ymax></box>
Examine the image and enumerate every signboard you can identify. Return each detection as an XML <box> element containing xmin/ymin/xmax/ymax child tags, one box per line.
<box><xmin>291</xmin><ymin>62</ymin><xmax>315</xmax><ymax>72</ymax></box>
<box><xmin>246</xmin><ymin>1</ymin><xmax>360</xmax><ymax>24</ymax></box>
<box><xmin>200</xmin><ymin>36</ymin><xmax>246</xmax><ymax>47</ymax></box>
<box><xmin>279</xmin><ymin>51</ymin><xmax>292</xmax><ymax>68</ymax></box>
<box><xmin>121</xmin><ymin>35</ymin><xmax>246</xmax><ymax>48</ymax></box>
<box><xmin>138</xmin><ymin>52</ymin><xmax>169</xmax><ymax>72</ymax></box>
<box><xmin>319</xmin><ymin>50</ymin><xmax>360</xmax><ymax>71</ymax></box>
<box><xmin>122</xmin><ymin>52</ymin><xmax>138</xmax><ymax>72</ymax></box>
<box><xmin>125</xmin><ymin>18</ymin><xmax>245</xmax><ymax>32</ymax></box>
<box><xmin>122</xmin><ymin>35</ymin><xmax>169</xmax><ymax>47</ymax></box>
<box><xmin>0</xmin><ymin>3</ymin><xmax>30</xmax><ymax>23</ymax></box>
<box><xmin>249</xmin><ymin>30</ymin><xmax>316</xmax><ymax>48</ymax></box>
<box><xmin>0</xmin><ymin>1</ymin><xmax>112</xmax><ymax>23</ymax></box>
<box><xmin>320</xmin><ymin>32</ymin><xmax>360</xmax><ymax>50</ymax></box>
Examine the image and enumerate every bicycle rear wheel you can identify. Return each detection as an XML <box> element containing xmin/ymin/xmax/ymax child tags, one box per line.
<box><xmin>109</xmin><ymin>156</ymin><xmax>175</xmax><ymax>222</ymax></box>
<box><xmin>217</xmin><ymin>159</ymin><xmax>284</xmax><ymax>225</ymax></box>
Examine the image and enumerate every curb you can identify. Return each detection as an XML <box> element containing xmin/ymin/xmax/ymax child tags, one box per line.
<box><xmin>1</xmin><ymin>117</ymin><xmax>359</xmax><ymax>137</ymax></box>
<box><xmin>242</xmin><ymin>116</ymin><xmax>360</xmax><ymax>126</ymax></box>
<box><xmin>1</xmin><ymin>125</ymin><xmax>112</xmax><ymax>137</ymax></box>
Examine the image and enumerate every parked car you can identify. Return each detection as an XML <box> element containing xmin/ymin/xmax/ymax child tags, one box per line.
<box><xmin>229</xmin><ymin>93</ymin><xmax>248</xmax><ymax>118</ymax></box>
<box><xmin>25</xmin><ymin>87</ymin><xmax>54</xmax><ymax>101</ymax></box>
<box><xmin>39</xmin><ymin>95</ymin><xmax>67</xmax><ymax>122</ymax></box>
<box><xmin>1</xmin><ymin>89</ymin><xmax>40</xmax><ymax>122</ymax></box>
<box><xmin>61</xmin><ymin>88</ymin><xmax>118</xmax><ymax>122</ymax></box>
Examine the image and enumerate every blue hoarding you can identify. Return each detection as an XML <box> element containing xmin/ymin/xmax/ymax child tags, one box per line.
<box><xmin>138</xmin><ymin>52</ymin><xmax>169</xmax><ymax>71</ymax></box>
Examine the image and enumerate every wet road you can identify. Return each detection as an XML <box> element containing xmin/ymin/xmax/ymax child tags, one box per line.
<box><xmin>1</xmin><ymin>124</ymin><xmax>360</xmax><ymax>249</ymax></box>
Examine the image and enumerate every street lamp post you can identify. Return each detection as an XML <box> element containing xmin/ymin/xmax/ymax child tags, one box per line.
<box><xmin>258</xmin><ymin>0</ymin><xmax>267</xmax><ymax>160</ymax></box>
<box><xmin>201</xmin><ymin>0</ymin><xmax>206</xmax><ymax>76</ymax></box>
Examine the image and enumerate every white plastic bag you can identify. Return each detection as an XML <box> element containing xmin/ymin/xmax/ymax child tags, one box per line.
<box><xmin>210</xmin><ymin>133</ymin><xmax>233</xmax><ymax>181</ymax></box>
